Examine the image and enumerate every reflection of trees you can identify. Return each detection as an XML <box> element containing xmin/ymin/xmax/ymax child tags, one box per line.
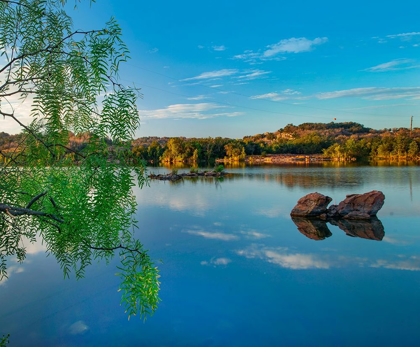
<box><xmin>292</xmin><ymin>217</ymin><xmax>385</xmax><ymax>241</ymax></box>
<box><xmin>190</xmin><ymin>164</ymin><xmax>420</xmax><ymax>190</ymax></box>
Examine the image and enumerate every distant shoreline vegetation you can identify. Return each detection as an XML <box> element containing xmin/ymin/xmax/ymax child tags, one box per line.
<box><xmin>1</xmin><ymin>122</ymin><xmax>419</xmax><ymax>165</ymax></box>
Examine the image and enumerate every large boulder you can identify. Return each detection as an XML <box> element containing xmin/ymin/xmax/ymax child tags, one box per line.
<box><xmin>331</xmin><ymin>190</ymin><xmax>385</xmax><ymax>219</ymax></box>
<box><xmin>290</xmin><ymin>192</ymin><xmax>332</xmax><ymax>217</ymax></box>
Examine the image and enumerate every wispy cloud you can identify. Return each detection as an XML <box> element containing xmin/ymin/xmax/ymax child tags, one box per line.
<box><xmin>148</xmin><ymin>48</ymin><xmax>159</xmax><ymax>54</ymax></box>
<box><xmin>181</xmin><ymin>68</ymin><xmax>271</xmax><ymax>84</ymax></box>
<box><xmin>344</xmin><ymin>103</ymin><xmax>414</xmax><ymax>111</ymax></box>
<box><xmin>371</xmin><ymin>257</ymin><xmax>420</xmax><ymax>271</ymax></box>
<box><xmin>252</xmin><ymin>86</ymin><xmax>420</xmax><ymax>102</ymax></box>
<box><xmin>187</xmin><ymin>95</ymin><xmax>208</xmax><ymax>100</ymax></box>
<box><xmin>236</xmin><ymin>69</ymin><xmax>271</xmax><ymax>80</ymax></box>
<box><xmin>251</xmin><ymin>89</ymin><xmax>301</xmax><ymax>101</ymax></box>
<box><xmin>364</xmin><ymin>59</ymin><xmax>419</xmax><ymax>72</ymax></box>
<box><xmin>251</xmin><ymin>92</ymin><xmax>289</xmax><ymax>101</ymax></box>
<box><xmin>316</xmin><ymin>87</ymin><xmax>420</xmax><ymax>100</ymax></box>
<box><xmin>255</xmin><ymin>206</ymin><xmax>287</xmax><ymax>218</ymax></box>
<box><xmin>212</xmin><ymin>45</ymin><xmax>227</xmax><ymax>51</ymax></box>
<box><xmin>236</xmin><ymin>245</ymin><xmax>330</xmax><ymax>270</ymax></box>
<box><xmin>138</xmin><ymin>103</ymin><xmax>242</xmax><ymax>120</ymax></box>
<box><xmin>181</xmin><ymin>69</ymin><xmax>239</xmax><ymax>81</ymax></box>
<box><xmin>201</xmin><ymin>257</ymin><xmax>232</xmax><ymax>266</ymax></box>
<box><xmin>69</xmin><ymin>321</ymin><xmax>89</xmax><ymax>335</ymax></box>
<box><xmin>387</xmin><ymin>32</ymin><xmax>420</xmax><ymax>40</ymax></box>
<box><xmin>0</xmin><ymin>264</ymin><xmax>25</xmax><ymax>286</ymax></box>
<box><xmin>264</xmin><ymin>37</ymin><xmax>328</xmax><ymax>56</ymax></box>
<box><xmin>240</xmin><ymin>230</ymin><xmax>271</xmax><ymax>239</ymax></box>
<box><xmin>183</xmin><ymin>229</ymin><xmax>239</xmax><ymax>241</ymax></box>
<box><xmin>283</xmin><ymin>89</ymin><xmax>301</xmax><ymax>95</ymax></box>
<box><xmin>234</xmin><ymin>37</ymin><xmax>328</xmax><ymax>64</ymax></box>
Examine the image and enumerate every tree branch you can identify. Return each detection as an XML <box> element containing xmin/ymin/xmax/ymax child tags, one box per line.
<box><xmin>26</xmin><ymin>191</ymin><xmax>47</xmax><ymax>209</ymax></box>
<box><xmin>0</xmin><ymin>203</ymin><xmax>64</xmax><ymax>223</ymax></box>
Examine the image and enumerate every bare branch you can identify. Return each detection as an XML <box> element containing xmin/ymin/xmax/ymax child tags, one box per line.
<box><xmin>26</xmin><ymin>191</ymin><xmax>47</xmax><ymax>209</ymax></box>
<box><xmin>0</xmin><ymin>203</ymin><xmax>64</xmax><ymax>223</ymax></box>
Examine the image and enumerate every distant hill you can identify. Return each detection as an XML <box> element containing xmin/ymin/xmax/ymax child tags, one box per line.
<box><xmin>1</xmin><ymin>122</ymin><xmax>419</xmax><ymax>163</ymax></box>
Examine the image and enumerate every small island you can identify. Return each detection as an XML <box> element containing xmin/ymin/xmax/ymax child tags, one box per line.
<box><xmin>149</xmin><ymin>166</ymin><xmax>228</xmax><ymax>181</ymax></box>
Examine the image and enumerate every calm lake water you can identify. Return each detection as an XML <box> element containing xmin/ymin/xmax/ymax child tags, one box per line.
<box><xmin>1</xmin><ymin>164</ymin><xmax>420</xmax><ymax>346</ymax></box>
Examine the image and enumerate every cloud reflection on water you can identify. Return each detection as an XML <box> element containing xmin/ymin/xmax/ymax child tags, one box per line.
<box><xmin>236</xmin><ymin>245</ymin><xmax>331</xmax><ymax>269</ymax></box>
<box><xmin>183</xmin><ymin>229</ymin><xmax>239</xmax><ymax>241</ymax></box>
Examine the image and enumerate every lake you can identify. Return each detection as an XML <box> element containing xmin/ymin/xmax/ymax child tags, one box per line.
<box><xmin>1</xmin><ymin>164</ymin><xmax>420</xmax><ymax>346</ymax></box>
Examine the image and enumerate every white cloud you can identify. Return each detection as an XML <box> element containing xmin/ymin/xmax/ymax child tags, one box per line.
<box><xmin>0</xmin><ymin>93</ymin><xmax>34</xmax><ymax>134</ymax></box>
<box><xmin>234</xmin><ymin>37</ymin><xmax>328</xmax><ymax>63</ymax></box>
<box><xmin>264</xmin><ymin>37</ymin><xmax>328</xmax><ymax>57</ymax></box>
<box><xmin>370</xmin><ymin>258</ymin><xmax>420</xmax><ymax>271</ymax></box>
<box><xmin>136</xmin><ymin>187</ymin><xmax>211</xmax><ymax>216</ymax></box>
<box><xmin>344</xmin><ymin>103</ymin><xmax>414</xmax><ymax>111</ymax></box>
<box><xmin>201</xmin><ymin>257</ymin><xmax>232</xmax><ymax>266</ymax></box>
<box><xmin>183</xmin><ymin>229</ymin><xmax>239</xmax><ymax>241</ymax></box>
<box><xmin>255</xmin><ymin>206</ymin><xmax>287</xmax><ymax>218</ymax></box>
<box><xmin>198</xmin><ymin>45</ymin><xmax>205</xmax><ymax>49</ymax></box>
<box><xmin>0</xmin><ymin>263</ymin><xmax>25</xmax><ymax>286</ymax></box>
<box><xmin>382</xmin><ymin>236</ymin><xmax>410</xmax><ymax>245</ymax></box>
<box><xmin>138</xmin><ymin>103</ymin><xmax>242</xmax><ymax>120</ymax></box>
<box><xmin>364</xmin><ymin>59</ymin><xmax>419</xmax><ymax>72</ymax></box>
<box><xmin>251</xmin><ymin>92</ymin><xmax>289</xmax><ymax>101</ymax></box>
<box><xmin>210</xmin><ymin>84</ymin><xmax>223</xmax><ymax>88</ymax></box>
<box><xmin>233</xmin><ymin>51</ymin><xmax>264</xmax><ymax>64</ymax></box>
<box><xmin>240</xmin><ymin>230</ymin><xmax>271</xmax><ymax>239</ymax></box>
<box><xmin>387</xmin><ymin>32</ymin><xmax>420</xmax><ymax>40</ymax></box>
<box><xmin>181</xmin><ymin>69</ymin><xmax>239</xmax><ymax>81</ymax></box>
<box><xmin>236</xmin><ymin>245</ymin><xmax>330</xmax><ymax>269</ymax></box>
<box><xmin>264</xmin><ymin>250</ymin><xmax>330</xmax><ymax>269</ymax></box>
<box><xmin>69</xmin><ymin>321</ymin><xmax>89</xmax><ymax>335</ymax></box>
<box><xmin>187</xmin><ymin>95</ymin><xmax>208</xmax><ymax>100</ymax></box>
<box><xmin>236</xmin><ymin>69</ymin><xmax>271</xmax><ymax>80</ymax></box>
<box><xmin>252</xmin><ymin>86</ymin><xmax>420</xmax><ymax>102</ymax></box>
<box><xmin>316</xmin><ymin>87</ymin><xmax>420</xmax><ymax>100</ymax></box>
<box><xmin>212</xmin><ymin>45</ymin><xmax>227</xmax><ymax>52</ymax></box>
<box><xmin>22</xmin><ymin>236</ymin><xmax>47</xmax><ymax>254</ymax></box>
<box><xmin>148</xmin><ymin>48</ymin><xmax>159</xmax><ymax>54</ymax></box>
<box><xmin>282</xmin><ymin>89</ymin><xmax>301</xmax><ymax>95</ymax></box>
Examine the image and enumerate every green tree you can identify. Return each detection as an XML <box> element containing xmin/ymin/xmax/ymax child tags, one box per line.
<box><xmin>408</xmin><ymin>140</ymin><xmax>419</xmax><ymax>159</ymax></box>
<box><xmin>0</xmin><ymin>0</ymin><xmax>159</xmax><ymax>320</ymax></box>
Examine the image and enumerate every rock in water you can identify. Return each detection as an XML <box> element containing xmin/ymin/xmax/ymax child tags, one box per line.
<box><xmin>290</xmin><ymin>192</ymin><xmax>332</xmax><ymax>217</ymax></box>
<box><xmin>334</xmin><ymin>190</ymin><xmax>385</xmax><ymax>219</ymax></box>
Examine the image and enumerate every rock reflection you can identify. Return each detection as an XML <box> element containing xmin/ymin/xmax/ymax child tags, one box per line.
<box><xmin>329</xmin><ymin>217</ymin><xmax>385</xmax><ymax>241</ymax></box>
<box><xmin>291</xmin><ymin>217</ymin><xmax>332</xmax><ymax>241</ymax></box>
<box><xmin>292</xmin><ymin>217</ymin><xmax>385</xmax><ymax>241</ymax></box>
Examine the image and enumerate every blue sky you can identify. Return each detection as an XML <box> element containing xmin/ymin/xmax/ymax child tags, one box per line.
<box><xmin>4</xmin><ymin>0</ymin><xmax>420</xmax><ymax>138</ymax></box>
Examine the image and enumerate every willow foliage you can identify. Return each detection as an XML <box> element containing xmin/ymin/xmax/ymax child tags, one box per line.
<box><xmin>0</xmin><ymin>0</ymin><xmax>160</xmax><ymax>320</ymax></box>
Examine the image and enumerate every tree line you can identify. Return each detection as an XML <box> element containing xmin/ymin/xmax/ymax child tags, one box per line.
<box><xmin>2</xmin><ymin>122</ymin><xmax>420</xmax><ymax>165</ymax></box>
